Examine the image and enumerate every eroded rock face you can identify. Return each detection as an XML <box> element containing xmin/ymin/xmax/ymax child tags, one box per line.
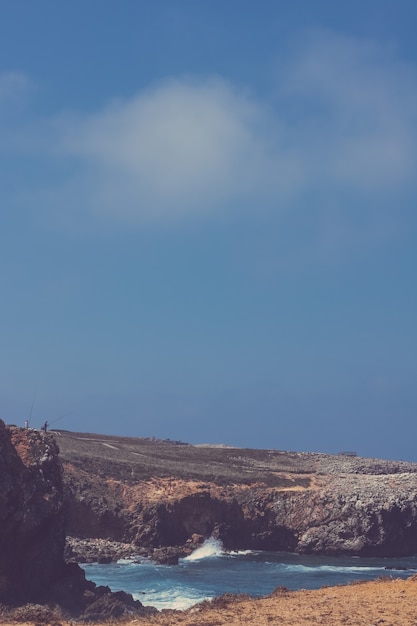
<box><xmin>0</xmin><ymin>420</ymin><xmax>151</xmax><ymax>619</ymax></box>
<box><xmin>0</xmin><ymin>421</ymin><xmax>65</xmax><ymax>604</ymax></box>
<box><xmin>290</xmin><ymin>475</ymin><xmax>417</xmax><ymax>556</ymax></box>
<box><xmin>58</xmin><ymin>430</ymin><xmax>417</xmax><ymax>562</ymax></box>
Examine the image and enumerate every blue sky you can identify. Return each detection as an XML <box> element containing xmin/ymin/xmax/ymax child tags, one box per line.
<box><xmin>0</xmin><ymin>1</ymin><xmax>416</xmax><ymax>460</ymax></box>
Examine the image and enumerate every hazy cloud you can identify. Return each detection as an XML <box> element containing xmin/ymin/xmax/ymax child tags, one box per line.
<box><xmin>6</xmin><ymin>32</ymin><xmax>417</xmax><ymax>224</ymax></box>
<box><xmin>55</xmin><ymin>77</ymin><xmax>299</xmax><ymax>222</ymax></box>
<box><xmin>280</xmin><ymin>30</ymin><xmax>417</xmax><ymax>188</ymax></box>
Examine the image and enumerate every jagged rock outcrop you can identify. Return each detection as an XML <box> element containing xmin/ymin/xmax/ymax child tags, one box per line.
<box><xmin>289</xmin><ymin>473</ymin><xmax>417</xmax><ymax>556</ymax></box>
<box><xmin>57</xmin><ymin>430</ymin><xmax>417</xmax><ymax>563</ymax></box>
<box><xmin>0</xmin><ymin>420</ymin><xmax>65</xmax><ymax>604</ymax></box>
<box><xmin>0</xmin><ymin>420</ymin><xmax>153</xmax><ymax>619</ymax></box>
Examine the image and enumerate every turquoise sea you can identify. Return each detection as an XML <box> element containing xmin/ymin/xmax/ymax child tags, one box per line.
<box><xmin>82</xmin><ymin>538</ymin><xmax>417</xmax><ymax>611</ymax></box>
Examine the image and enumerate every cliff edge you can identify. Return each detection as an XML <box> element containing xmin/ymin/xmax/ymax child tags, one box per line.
<box><xmin>57</xmin><ymin>430</ymin><xmax>417</xmax><ymax>563</ymax></box>
<box><xmin>0</xmin><ymin>420</ymin><xmax>152</xmax><ymax>620</ymax></box>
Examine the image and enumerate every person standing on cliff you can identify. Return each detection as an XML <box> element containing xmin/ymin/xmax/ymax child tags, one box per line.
<box><xmin>42</xmin><ymin>421</ymin><xmax>49</xmax><ymax>432</ymax></box>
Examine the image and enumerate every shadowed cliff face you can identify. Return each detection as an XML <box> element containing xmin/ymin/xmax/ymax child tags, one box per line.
<box><xmin>0</xmin><ymin>420</ymin><xmax>152</xmax><ymax>619</ymax></box>
<box><xmin>0</xmin><ymin>421</ymin><xmax>65</xmax><ymax>603</ymax></box>
<box><xmin>128</xmin><ymin>491</ymin><xmax>298</xmax><ymax>554</ymax></box>
<box><xmin>57</xmin><ymin>430</ymin><xmax>417</xmax><ymax>561</ymax></box>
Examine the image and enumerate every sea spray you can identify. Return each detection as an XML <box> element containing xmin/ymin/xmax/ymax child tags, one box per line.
<box><xmin>182</xmin><ymin>537</ymin><xmax>224</xmax><ymax>562</ymax></box>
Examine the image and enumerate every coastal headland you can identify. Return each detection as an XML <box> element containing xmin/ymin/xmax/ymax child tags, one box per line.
<box><xmin>0</xmin><ymin>421</ymin><xmax>154</xmax><ymax>621</ymax></box>
<box><xmin>2</xmin><ymin>420</ymin><xmax>417</xmax><ymax>624</ymax></box>
<box><xmin>57</xmin><ymin>429</ymin><xmax>417</xmax><ymax>563</ymax></box>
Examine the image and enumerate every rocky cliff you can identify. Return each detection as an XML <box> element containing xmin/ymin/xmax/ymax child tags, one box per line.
<box><xmin>0</xmin><ymin>420</ymin><xmax>65</xmax><ymax>605</ymax></box>
<box><xmin>0</xmin><ymin>420</ymin><xmax>152</xmax><ymax>620</ymax></box>
<box><xmin>57</xmin><ymin>430</ymin><xmax>417</xmax><ymax>563</ymax></box>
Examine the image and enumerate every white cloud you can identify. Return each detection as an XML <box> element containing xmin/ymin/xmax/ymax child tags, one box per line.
<box><xmin>279</xmin><ymin>30</ymin><xmax>417</xmax><ymax>188</ymax></box>
<box><xmin>56</xmin><ymin>77</ymin><xmax>298</xmax><ymax>222</ymax></box>
<box><xmin>7</xmin><ymin>32</ymin><xmax>417</xmax><ymax>224</ymax></box>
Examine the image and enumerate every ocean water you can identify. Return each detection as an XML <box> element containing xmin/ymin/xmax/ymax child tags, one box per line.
<box><xmin>82</xmin><ymin>538</ymin><xmax>417</xmax><ymax>611</ymax></box>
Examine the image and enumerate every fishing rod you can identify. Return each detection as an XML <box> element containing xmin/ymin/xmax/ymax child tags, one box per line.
<box><xmin>28</xmin><ymin>392</ymin><xmax>35</xmax><ymax>426</ymax></box>
<box><xmin>41</xmin><ymin>411</ymin><xmax>72</xmax><ymax>432</ymax></box>
<box><xmin>49</xmin><ymin>413</ymin><xmax>69</xmax><ymax>427</ymax></box>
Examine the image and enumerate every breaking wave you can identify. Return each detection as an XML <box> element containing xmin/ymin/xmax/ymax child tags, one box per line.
<box><xmin>83</xmin><ymin>551</ymin><xmax>417</xmax><ymax>611</ymax></box>
<box><xmin>182</xmin><ymin>537</ymin><xmax>224</xmax><ymax>562</ymax></box>
<box><xmin>116</xmin><ymin>557</ymin><xmax>137</xmax><ymax>565</ymax></box>
<box><xmin>230</xmin><ymin>549</ymin><xmax>258</xmax><ymax>556</ymax></box>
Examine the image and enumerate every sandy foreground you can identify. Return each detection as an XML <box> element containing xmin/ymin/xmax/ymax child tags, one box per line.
<box><xmin>2</xmin><ymin>575</ymin><xmax>417</xmax><ymax>626</ymax></box>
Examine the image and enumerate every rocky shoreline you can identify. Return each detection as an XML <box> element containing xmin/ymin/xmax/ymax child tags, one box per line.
<box><xmin>65</xmin><ymin>533</ymin><xmax>209</xmax><ymax>565</ymax></box>
<box><xmin>65</xmin><ymin>537</ymin><xmax>140</xmax><ymax>564</ymax></box>
<box><xmin>4</xmin><ymin>422</ymin><xmax>417</xmax><ymax>622</ymax></box>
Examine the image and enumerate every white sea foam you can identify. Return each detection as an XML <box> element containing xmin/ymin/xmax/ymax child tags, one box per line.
<box><xmin>289</xmin><ymin>564</ymin><xmax>382</xmax><ymax>573</ymax></box>
<box><xmin>182</xmin><ymin>537</ymin><xmax>224</xmax><ymax>562</ymax></box>
<box><xmin>135</xmin><ymin>587</ymin><xmax>210</xmax><ymax>610</ymax></box>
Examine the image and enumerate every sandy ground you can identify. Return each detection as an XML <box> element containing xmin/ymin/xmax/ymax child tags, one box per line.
<box><xmin>139</xmin><ymin>575</ymin><xmax>417</xmax><ymax>625</ymax></box>
<box><xmin>2</xmin><ymin>575</ymin><xmax>417</xmax><ymax>626</ymax></box>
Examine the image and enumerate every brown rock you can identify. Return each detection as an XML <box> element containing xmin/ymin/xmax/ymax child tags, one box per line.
<box><xmin>0</xmin><ymin>420</ymin><xmax>153</xmax><ymax>620</ymax></box>
<box><xmin>57</xmin><ymin>430</ymin><xmax>417</xmax><ymax>560</ymax></box>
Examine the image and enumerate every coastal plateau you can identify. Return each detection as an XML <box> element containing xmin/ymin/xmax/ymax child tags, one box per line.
<box><xmin>57</xmin><ymin>429</ymin><xmax>417</xmax><ymax>563</ymax></box>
